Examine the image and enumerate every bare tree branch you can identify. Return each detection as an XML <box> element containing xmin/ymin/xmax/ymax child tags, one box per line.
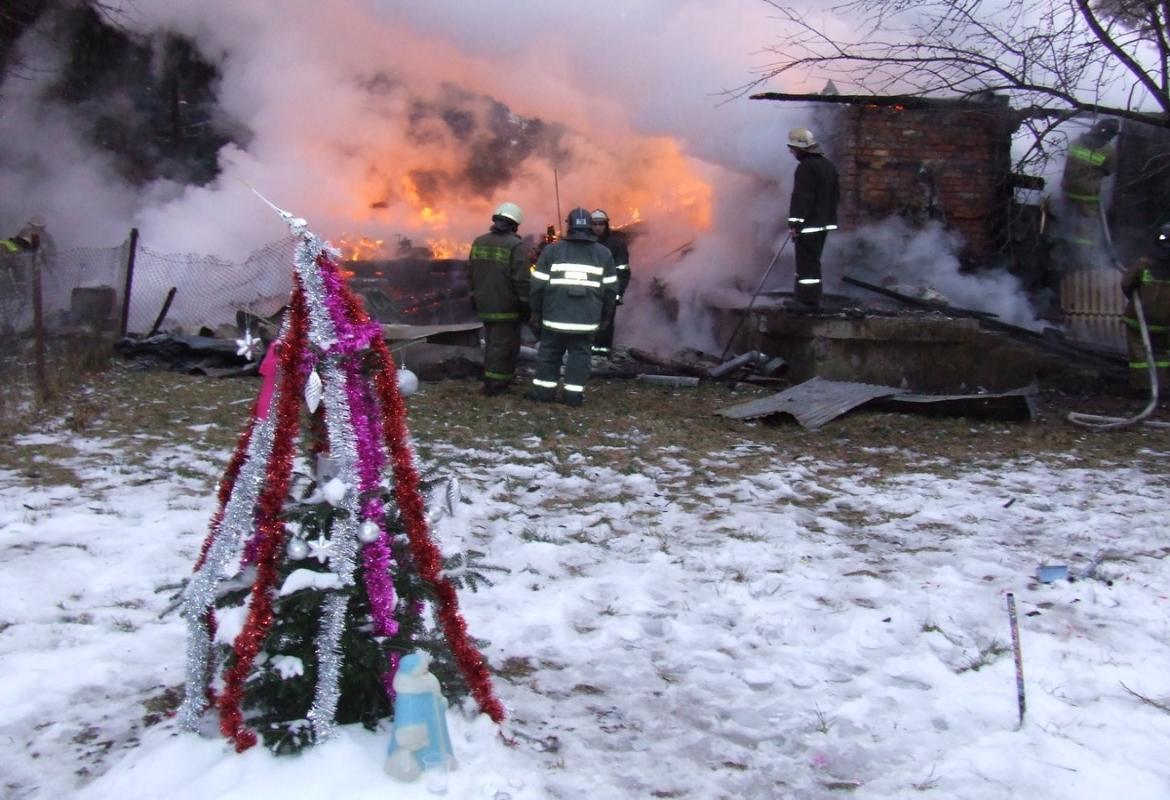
<box><xmin>739</xmin><ymin>0</ymin><xmax>1170</xmax><ymax>140</ymax></box>
<box><xmin>1120</xmin><ymin>681</ymin><xmax>1170</xmax><ymax>712</ymax></box>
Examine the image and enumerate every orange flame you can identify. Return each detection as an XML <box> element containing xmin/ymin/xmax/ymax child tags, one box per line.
<box><xmin>335</xmin><ymin>234</ymin><xmax>387</xmax><ymax>261</ymax></box>
<box><xmin>426</xmin><ymin>238</ymin><xmax>469</xmax><ymax>259</ymax></box>
<box><xmin>336</xmin><ymin>130</ymin><xmax>712</xmax><ymax>261</ymax></box>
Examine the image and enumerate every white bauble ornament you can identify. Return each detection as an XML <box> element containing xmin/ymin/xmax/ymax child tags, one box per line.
<box><xmin>287</xmin><ymin>538</ymin><xmax>309</xmax><ymax>560</ymax></box>
<box><xmin>397</xmin><ymin>369</ymin><xmax>419</xmax><ymax>396</ymax></box>
<box><xmin>304</xmin><ymin>370</ymin><xmax>323</xmax><ymax>413</ymax></box>
<box><xmin>358</xmin><ymin>520</ymin><xmax>382</xmax><ymax>543</ymax></box>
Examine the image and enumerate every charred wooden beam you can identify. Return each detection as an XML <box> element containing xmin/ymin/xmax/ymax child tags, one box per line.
<box><xmin>841</xmin><ymin>275</ymin><xmax>998</xmax><ymax>320</ymax></box>
<box><xmin>627</xmin><ymin>347</ymin><xmax>712</xmax><ymax>378</ymax></box>
<box><xmin>749</xmin><ymin>92</ymin><xmax>1010</xmax><ymax>110</ymax></box>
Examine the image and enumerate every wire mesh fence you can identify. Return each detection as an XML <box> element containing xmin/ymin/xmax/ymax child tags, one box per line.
<box><xmin>127</xmin><ymin>236</ymin><xmax>299</xmax><ymax>333</ymax></box>
<box><xmin>0</xmin><ymin>229</ymin><xmax>477</xmax><ymax>417</ymax></box>
<box><xmin>0</xmin><ymin>232</ymin><xmax>301</xmax><ymax>416</ymax></box>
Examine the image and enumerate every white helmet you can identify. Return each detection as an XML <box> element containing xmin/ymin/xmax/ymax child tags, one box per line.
<box><xmin>787</xmin><ymin>127</ymin><xmax>818</xmax><ymax>151</ymax></box>
<box><xmin>493</xmin><ymin>202</ymin><xmax>524</xmax><ymax>226</ymax></box>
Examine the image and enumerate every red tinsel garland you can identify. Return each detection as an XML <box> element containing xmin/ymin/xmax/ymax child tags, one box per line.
<box><xmin>217</xmin><ymin>285</ymin><xmax>310</xmax><ymax>752</ymax></box>
<box><xmin>329</xmin><ymin>271</ymin><xmax>504</xmax><ymax>721</ymax></box>
<box><xmin>350</xmin><ymin>296</ymin><xmax>505</xmax><ymax>724</ymax></box>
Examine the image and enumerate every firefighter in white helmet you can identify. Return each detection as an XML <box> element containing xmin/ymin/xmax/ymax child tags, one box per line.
<box><xmin>589</xmin><ymin>208</ymin><xmax>630</xmax><ymax>356</ymax></box>
<box><xmin>786</xmin><ymin>127</ymin><xmax>840</xmax><ymax>310</ymax></box>
<box><xmin>467</xmin><ymin>202</ymin><xmax>530</xmax><ymax>396</ymax></box>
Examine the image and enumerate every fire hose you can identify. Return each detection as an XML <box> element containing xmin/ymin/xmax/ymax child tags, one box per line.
<box><xmin>1066</xmin><ymin>206</ymin><xmax>1167</xmax><ymax>429</ymax></box>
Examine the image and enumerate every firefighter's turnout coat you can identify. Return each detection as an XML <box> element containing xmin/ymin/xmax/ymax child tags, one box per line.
<box><xmin>1121</xmin><ymin>255</ymin><xmax>1170</xmax><ymax>388</ymax></box>
<box><xmin>1061</xmin><ymin>132</ymin><xmax>1117</xmax><ymax>204</ymax></box>
<box><xmin>468</xmin><ymin>229</ymin><xmax>529</xmax><ymax>322</ymax></box>
<box><xmin>788</xmin><ymin>152</ymin><xmax>840</xmax><ymax>237</ymax></box>
<box><xmin>530</xmin><ymin>237</ymin><xmax>617</xmax><ymax>335</ymax></box>
<box><xmin>528</xmin><ymin>234</ymin><xmax>617</xmax><ymax>401</ymax></box>
<box><xmin>468</xmin><ymin>227</ymin><xmax>529</xmax><ymax>387</ymax></box>
<box><xmin>595</xmin><ymin>231</ymin><xmax>630</xmax><ymax>301</ymax></box>
<box><xmin>787</xmin><ymin>151</ymin><xmax>840</xmax><ymax>305</ymax></box>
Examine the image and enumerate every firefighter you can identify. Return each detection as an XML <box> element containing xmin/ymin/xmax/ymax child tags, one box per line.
<box><xmin>0</xmin><ymin>233</ymin><xmax>34</xmax><ymax>253</ymax></box>
<box><xmin>467</xmin><ymin>202</ymin><xmax>530</xmax><ymax>396</ymax></box>
<box><xmin>589</xmin><ymin>209</ymin><xmax>629</xmax><ymax>357</ymax></box>
<box><xmin>1120</xmin><ymin>223</ymin><xmax>1170</xmax><ymax>392</ymax></box>
<box><xmin>525</xmin><ymin>206</ymin><xmax>617</xmax><ymax>407</ymax></box>
<box><xmin>1060</xmin><ymin>118</ymin><xmax>1119</xmax><ymax>263</ymax></box>
<box><xmin>786</xmin><ymin>127</ymin><xmax>840</xmax><ymax>309</ymax></box>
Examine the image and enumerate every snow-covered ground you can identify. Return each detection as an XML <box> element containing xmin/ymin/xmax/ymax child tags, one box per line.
<box><xmin>2</xmin><ymin>386</ymin><xmax>1170</xmax><ymax>799</ymax></box>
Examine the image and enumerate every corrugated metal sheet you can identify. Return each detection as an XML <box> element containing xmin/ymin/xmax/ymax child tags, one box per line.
<box><xmin>716</xmin><ymin>378</ymin><xmax>1038</xmax><ymax>429</ymax></box>
<box><xmin>716</xmin><ymin>377</ymin><xmax>904</xmax><ymax>429</ymax></box>
<box><xmin>1060</xmin><ymin>268</ymin><xmax>1125</xmax><ymax>349</ymax></box>
<box><xmin>381</xmin><ymin>321</ymin><xmax>481</xmax><ymax>346</ymax></box>
<box><xmin>874</xmin><ymin>386</ymin><xmax>1037</xmax><ymax>421</ymax></box>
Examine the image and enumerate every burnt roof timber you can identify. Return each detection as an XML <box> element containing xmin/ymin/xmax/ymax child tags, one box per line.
<box><xmin>749</xmin><ymin>92</ymin><xmax>1011</xmax><ymax>110</ymax></box>
<box><xmin>751</xmin><ymin>92</ymin><xmax>1170</xmax><ymax>127</ymax></box>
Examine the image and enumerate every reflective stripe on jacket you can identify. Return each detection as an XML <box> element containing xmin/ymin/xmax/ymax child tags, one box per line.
<box><xmin>1061</xmin><ymin>134</ymin><xmax>1116</xmax><ymax>201</ymax></box>
<box><xmin>787</xmin><ymin>152</ymin><xmax>840</xmax><ymax>235</ymax></box>
<box><xmin>530</xmin><ymin>239</ymin><xmax>616</xmax><ymax>333</ymax></box>
<box><xmin>1122</xmin><ymin>256</ymin><xmax>1170</xmax><ymax>327</ymax></box>
<box><xmin>467</xmin><ymin>230</ymin><xmax>529</xmax><ymax>321</ymax></box>
<box><xmin>596</xmin><ymin>231</ymin><xmax>631</xmax><ymax>298</ymax></box>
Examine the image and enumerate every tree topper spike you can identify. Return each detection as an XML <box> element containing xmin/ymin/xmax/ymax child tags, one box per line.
<box><xmin>248</xmin><ymin>184</ymin><xmax>310</xmax><ymax>238</ymax></box>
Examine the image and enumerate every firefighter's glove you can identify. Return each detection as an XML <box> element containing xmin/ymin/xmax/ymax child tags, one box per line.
<box><xmin>615</xmin><ymin>294</ymin><xmax>624</xmax><ymax>306</ymax></box>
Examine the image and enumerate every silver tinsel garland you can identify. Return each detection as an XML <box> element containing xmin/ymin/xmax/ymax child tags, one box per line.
<box><xmin>294</xmin><ymin>233</ymin><xmax>338</xmax><ymax>352</ymax></box>
<box><xmin>294</xmin><ymin>238</ymin><xmax>366</xmax><ymax>744</ymax></box>
<box><xmin>178</xmin><ymin>219</ymin><xmax>374</xmax><ymax>744</ymax></box>
<box><xmin>177</xmin><ymin>410</ymin><xmax>278</xmax><ymax>731</ymax></box>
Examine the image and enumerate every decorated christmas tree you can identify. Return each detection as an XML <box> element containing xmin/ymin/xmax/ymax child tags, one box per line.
<box><xmin>176</xmin><ymin>203</ymin><xmax>505</xmax><ymax>754</ymax></box>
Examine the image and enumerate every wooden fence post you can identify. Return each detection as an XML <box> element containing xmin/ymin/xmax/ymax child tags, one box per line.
<box><xmin>120</xmin><ymin>228</ymin><xmax>139</xmax><ymax>337</ymax></box>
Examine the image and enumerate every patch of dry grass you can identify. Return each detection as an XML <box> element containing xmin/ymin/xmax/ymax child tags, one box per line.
<box><xmin>3</xmin><ymin>364</ymin><xmax>1168</xmax><ymax>502</ymax></box>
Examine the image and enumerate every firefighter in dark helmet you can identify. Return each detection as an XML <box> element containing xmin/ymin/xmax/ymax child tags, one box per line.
<box><xmin>1121</xmin><ymin>223</ymin><xmax>1170</xmax><ymax>391</ymax></box>
<box><xmin>467</xmin><ymin>202</ymin><xmax>530</xmax><ymax>396</ymax></box>
<box><xmin>526</xmin><ymin>206</ymin><xmax>617</xmax><ymax>407</ymax></box>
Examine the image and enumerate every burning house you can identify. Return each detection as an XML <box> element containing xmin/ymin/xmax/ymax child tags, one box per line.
<box><xmin>698</xmin><ymin>90</ymin><xmax>1131</xmax><ymax>394</ymax></box>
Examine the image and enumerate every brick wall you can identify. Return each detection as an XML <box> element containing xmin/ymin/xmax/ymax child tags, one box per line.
<box><xmin>834</xmin><ymin>98</ymin><xmax>1015</xmax><ymax>266</ymax></box>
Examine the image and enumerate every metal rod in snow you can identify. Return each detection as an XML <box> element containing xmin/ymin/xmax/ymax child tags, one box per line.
<box><xmin>1006</xmin><ymin>592</ymin><xmax>1026</xmax><ymax>728</ymax></box>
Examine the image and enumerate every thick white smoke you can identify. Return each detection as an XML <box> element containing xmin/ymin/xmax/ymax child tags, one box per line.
<box><xmin>0</xmin><ymin>0</ymin><xmax>1063</xmax><ymax>347</ymax></box>
<box><xmin>0</xmin><ymin>0</ymin><xmax>802</xmax><ymax>258</ymax></box>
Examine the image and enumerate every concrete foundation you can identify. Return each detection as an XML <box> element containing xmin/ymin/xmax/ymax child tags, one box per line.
<box><xmin>723</xmin><ymin>304</ymin><xmax>1119</xmax><ymax>392</ymax></box>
